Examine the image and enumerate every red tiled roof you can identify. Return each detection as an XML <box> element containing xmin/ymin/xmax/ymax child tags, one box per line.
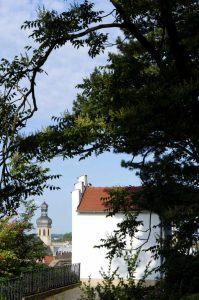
<box><xmin>77</xmin><ymin>186</ymin><xmax>141</xmax><ymax>212</ymax></box>
<box><xmin>44</xmin><ymin>255</ymin><xmax>54</xmax><ymax>264</ymax></box>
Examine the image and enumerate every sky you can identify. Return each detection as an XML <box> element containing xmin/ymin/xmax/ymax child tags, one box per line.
<box><xmin>0</xmin><ymin>0</ymin><xmax>141</xmax><ymax>233</ymax></box>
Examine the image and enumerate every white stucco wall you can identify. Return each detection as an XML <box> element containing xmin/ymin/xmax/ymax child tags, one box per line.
<box><xmin>72</xmin><ymin>177</ymin><xmax>161</xmax><ymax>282</ymax></box>
<box><xmin>37</xmin><ymin>227</ymin><xmax>51</xmax><ymax>246</ymax></box>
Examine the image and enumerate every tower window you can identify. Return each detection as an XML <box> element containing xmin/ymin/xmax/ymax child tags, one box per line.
<box><xmin>43</xmin><ymin>229</ymin><xmax>45</xmax><ymax>236</ymax></box>
<box><xmin>48</xmin><ymin>229</ymin><xmax>49</xmax><ymax>236</ymax></box>
<box><xmin>39</xmin><ymin>229</ymin><xmax>41</xmax><ymax>236</ymax></box>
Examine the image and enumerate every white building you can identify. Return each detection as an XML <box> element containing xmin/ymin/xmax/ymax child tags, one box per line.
<box><xmin>72</xmin><ymin>175</ymin><xmax>161</xmax><ymax>284</ymax></box>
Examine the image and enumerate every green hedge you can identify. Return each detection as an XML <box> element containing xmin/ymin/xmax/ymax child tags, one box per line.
<box><xmin>181</xmin><ymin>294</ymin><xmax>199</xmax><ymax>300</ymax></box>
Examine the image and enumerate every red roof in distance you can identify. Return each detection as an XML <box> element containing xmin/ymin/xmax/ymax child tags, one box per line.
<box><xmin>77</xmin><ymin>186</ymin><xmax>141</xmax><ymax>212</ymax></box>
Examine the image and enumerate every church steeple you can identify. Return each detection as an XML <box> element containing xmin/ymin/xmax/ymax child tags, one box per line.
<box><xmin>36</xmin><ymin>201</ymin><xmax>52</xmax><ymax>246</ymax></box>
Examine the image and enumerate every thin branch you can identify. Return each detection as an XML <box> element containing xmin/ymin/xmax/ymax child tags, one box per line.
<box><xmin>132</xmin><ymin>211</ymin><xmax>152</xmax><ymax>251</ymax></box>
<box><xmin>67</xmin><ymin>22</ymin><xmax>124</xmax><ymax>40</ymax></box>
<box><xmin>101</xmin><ymin>9</ymin><xmax>116</xmax><ymax>19</ymax></box>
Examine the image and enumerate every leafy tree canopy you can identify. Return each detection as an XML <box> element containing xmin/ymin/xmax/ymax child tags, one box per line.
<box><xmin>52</xmin><ymin>232</ymin><xmax>72</xmax><ymax>242</ymax></box>
<box><xmin>18</xmin><ymin>0</ymin><xmax>199</xmax><ymax>216</ymax></box>
<box><xmin>0</xmin><ymin>0</ymin><xmax>198</xmax><ymax>214</ymax></box>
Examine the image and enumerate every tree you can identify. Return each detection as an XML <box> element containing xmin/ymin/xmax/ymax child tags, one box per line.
<box><xmin>18</xmin><ymin>0</ymin><xmax>199</xmax><ymax>239</ymax></box>
<box><xmin>52</xmin><ymin>232</ymin><xmax>72</xmax><ymax>242</ymax></box>
<box><xmin>60</xmin><ymin>232</ymin><xmax>72</xmax><ymax>242</ymax></box>
<box><xmin>0</xmin><ymin>0</ymin><xmax>199</xmax><ymax>296</ymax></box>
<box><xmin>0</xmin><ymin>150</ymin><xmax>60</xmax><ymax>218</ymax></box>
<box><xmin>0</xmin><ymin>201</ymin><xmax>48</xmax><ymax>278</ymax></box>
<box><xmin>16</xmin><ymin>0</ymin><xmax>199</xmax><ymax>177</ymax></box>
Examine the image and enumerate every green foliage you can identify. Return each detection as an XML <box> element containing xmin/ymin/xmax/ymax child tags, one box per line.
<box><xmin>52</xmin><ymin>232</ymin><xmax>72</xmax><ymax>242</ymax></box>
<box><xmin>0</xmin><ymin>151</ymin><xmax>61</xmax><ymax>217</ymax></box>
<box><xmin>79</xmin><ymin>277</ymin><xmax>97</xmax><ymax>300</ymax></box>
<box><xmin>161</xmin><ymin>252</ymin><xmax>199</xmax><ymax>297</ymax></box>
<box><xmin>21</xmin><ymin>3</ymin><xmax>107</xmax><ymax>57</ymax></box>
<box><xmin>0</xmin><ymin>0</ymin><xmax>199</xmax><ymax>298</ymax></box>
<box><xmin>0</xmin><ymin>0</ymin><xmax>109</xmax><ymax>215</ymax></box>
<box><xmin>63</xmin><ymin>232</ymin><xmax>72</xmax><ymax>240</ymax></box>
<box><xmin>79</xmin><ymin>251</ymin><xmax>158</xmax><ymax>300</ymax></box>
<box><xmin>0</xmin><ymin>201</ymin><xmax>48</xmax><ymax>278</ymax></box>
<box><xmin>181</xmin><ymin>294</ymin><xmax>199</xmax><ymax>300</ymax></box>
<box><xmin>79</xmin><ymin>253</ymin><xmax>199</xmax><ymax>299</ymax></box>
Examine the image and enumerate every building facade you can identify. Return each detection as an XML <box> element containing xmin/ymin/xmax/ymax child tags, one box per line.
<box><xmin>72</xmin><ymin>175</ymin><xmax>161</xmax><ymax>283</ymax></box>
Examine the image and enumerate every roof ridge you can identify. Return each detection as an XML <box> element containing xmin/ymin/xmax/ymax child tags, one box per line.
<box><xmin>86</xmin><ymin>186</ymin><xmax>141</xmax><ymax>188</ymax></box>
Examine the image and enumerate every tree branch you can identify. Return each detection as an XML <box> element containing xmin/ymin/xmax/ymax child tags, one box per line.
<box><xmin>159</xmin><ymin>0</ymin><xmax>187</xmax><ymax>79</ymax></box>
<box><xmin>110</xmin><ymin>0</ymin><xmax>163</xmax><ymax>70</ymax></box>
<box><xmin>66</xmin><ymin>22</ymin><xmax>124</xmax><ymax>40</ymax></box>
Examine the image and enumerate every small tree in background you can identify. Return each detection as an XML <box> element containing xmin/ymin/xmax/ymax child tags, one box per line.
<box><xmin>0</xmin><ymin>200</ymin><xmax>48</xmax><ymax>279</ymax></box>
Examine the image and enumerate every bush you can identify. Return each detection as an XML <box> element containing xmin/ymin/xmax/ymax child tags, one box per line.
<box><xmin>78</xmin><ymin>251</ymin><xmax>159</xmax><ymax>300</ymax></box>
<box><xmin>181</xmin><ymin>294</ymin><xmax>199</xmax><ymax>300</ymax></box>
<box><xmin>163</xmin><ymin>253</ymin><xmax>199</xmax><ymax>297</ymax></box>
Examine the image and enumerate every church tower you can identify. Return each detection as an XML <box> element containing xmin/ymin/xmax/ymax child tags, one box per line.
<box><xmin>36</xmin><ymin>202</ymin><xmax>52</xmax><ymax>246</ymax></box>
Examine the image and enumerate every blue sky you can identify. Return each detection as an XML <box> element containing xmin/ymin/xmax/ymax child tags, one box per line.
<box><xmin>0</xmin><ymin>0</ymin><xmax>141</xmax><ymax>233</ymax></box>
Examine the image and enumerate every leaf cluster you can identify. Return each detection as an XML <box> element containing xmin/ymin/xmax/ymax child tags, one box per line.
<box><xmin>0</xmin><ymin>151</ymin><xmax>60</xmax><ymax>217</ymax></box>
<box><xmin>21</xmin><ymin>3</ymin><xmax>107</xmax><ymax>57</ymax></box>
<box><xmin>0</xmin><ymin>201</ymin><xmax>48</xmax><ymax>278</ymax></box>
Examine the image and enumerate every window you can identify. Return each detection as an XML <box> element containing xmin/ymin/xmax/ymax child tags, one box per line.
<box><xmin>43</xmin><ymin>229</ymin><xmax>45</xmax><ymax>236</ymax></box>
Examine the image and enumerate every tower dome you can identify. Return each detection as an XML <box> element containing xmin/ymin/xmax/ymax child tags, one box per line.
<box><xmin>36</xmin><ymin>201</ymin><xmax>52</xmax><ymax>246</ymax></box>
<box><xmin>36</xmin><ymin>201</ymin><xmax>52</xmax><ymax>228</ymax></box>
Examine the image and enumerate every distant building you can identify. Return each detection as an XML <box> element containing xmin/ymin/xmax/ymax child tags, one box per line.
<box><xmin>36</xmin><ymin>201</ymin><xmax>72</xmax><ymax>264</ymax></box>
<box><xmin>72</xmin><ymin>175</ymin><xmax>161</xmax><ymax>284</ymax></box>
<box><xmin>36</xmin><ymin>202</ymin><xmax>52</xmax><ymax>246</ymax></box>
